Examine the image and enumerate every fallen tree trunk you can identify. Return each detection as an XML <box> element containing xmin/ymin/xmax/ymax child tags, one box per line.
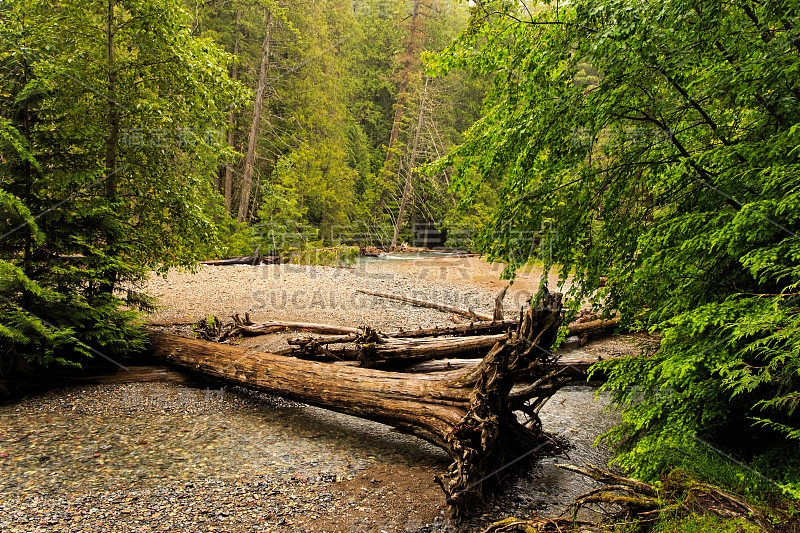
<box><xmin>356</xmin><ymin>289</ymin><xmax>494</xmax><ymax>321</ymax></box>
<box><xmin>566</xmin><ymin>317</ymin><xmax>619</xmax><ymax>337</ymax></box>
<box><xmin>227</xmin><ymin>313</ymin><xmax>360</xmax><ymax>337</ymax></box>
<box><xmin>201</xmin><ymin>248</ymin><xmax>262</xmax><ymax>266</ymax></box>
<box><xmin>286</xmin><ymin>321</ymin><xmax>616</xmax><ymax>368</ymax></box>
<box><xmin>362</xmin><ymin>334</ymin><xmax>506</xmax><ymax>368</ymax></box>
<box><xmin>205</xmin><ymin>313</ymin><xmax>613</xmax><ymax>345</ymax></box>
<box><xmin>287</xmin><ymin>319</ymin><xmax>519</xmax><ymax>346</ymax></box>
<box><xmin>150</xmin><ymin>292</ymin><xmax>565</xmax><ymax>516</ymax></box>
<box><xmin>403</xmin><ymin>356</ymin><xmax>610</xmax><ymax>380</ymax></box>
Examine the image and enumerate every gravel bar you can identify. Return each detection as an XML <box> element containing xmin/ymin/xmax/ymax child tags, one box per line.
<box><xmin>1</xmin><ymin>257</ymin><xmax>622</xmax><ymax>532</ymax></box>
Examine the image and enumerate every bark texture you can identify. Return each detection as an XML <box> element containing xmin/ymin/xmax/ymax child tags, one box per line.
<box><xmin>238</xmin><ymin>9</ymin><xmax>273</xmax><ymax>223</ymax></box>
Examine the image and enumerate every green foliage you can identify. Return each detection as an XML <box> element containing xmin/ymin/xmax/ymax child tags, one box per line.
<box><xmin>194</xmin><ymin>0</ymin><xmax>489</xmax><ymax>245</ymax></box>
<box><xmin>647</xmin><ymin>514</ymin><xmax>760</xmax><ymax>533</ymax></box>
<box><xmin>271</xmin><ymin>143</ymin><xmax>357</xmax><ymax>239</ymax></box>
<box><xmin>287</xmin><ymin>246</ymin><xmax>358</xmax><ymax>267</ymax></box>
<box><xmin>653</xmin><ymin>447</ymin><xmax>790</xmax><ymax>504</ymax></box>
<box><xmin>431</xmin><ymin>0</ymin><xmax>800</xmax><ymax>482</ymax></box>
<box><xmin>0</xmin><ymin>0</ymin><xmax>238</xmax><ymax>382</ymax></box>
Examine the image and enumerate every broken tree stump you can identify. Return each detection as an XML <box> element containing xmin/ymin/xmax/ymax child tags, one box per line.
<box><xmin>149</xmin><ymin>292</ymin><xmax>566</xmax><ymax>516</ymax></box>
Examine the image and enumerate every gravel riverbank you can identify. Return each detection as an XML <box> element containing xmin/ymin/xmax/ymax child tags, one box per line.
<box><xmin>1</xmin><ymin>256</ymin><xmax>628</xmax><ymax>532</ymax></box>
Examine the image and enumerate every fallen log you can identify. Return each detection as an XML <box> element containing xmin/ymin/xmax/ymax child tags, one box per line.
<box><xmin>204</xmin><ymin>312</ymin><xmax>612</xmax><ymax>344</ymax></box>
<box><xmin>150</xmin><ymin>292</ymin><xmax>565</xmax><ymax>516</ymax></box>
<box><xmin>402</xmin><ymin>358</ymin><xmax>481</xmax><ymax>373</ymax></box>
<box><xmin>356</xmin><ymin>289</ymin><xmax>494</xmax><ymax>321</ymax></box>
<box><xmin>403</xmin><ymin>355</ymin><xmax>613</xmax><ymax>380</ymax></box>
<box><xmin>200</xmin><ymin>247</ymin><xmax>262</xmax><ymax>266</ymax></box>
<box><xmin>288</xmin><ymin>319</ymin><xmax>519</xmax><ymax>346</ymax></box>
<box><xmin>289</xmin><ymin>333</ymin><xmax>510</xmax><ymax>368</ymax></box>
<box><xmin>227</xmin><ymin>313</ymin><xmax>360</xmax><ymax>337</ymax></box>
<box><xmin>287</xmin><ymin>323</ymin><xmax>615</xmax><ymax>369</ymax></box>
<box><xmin>233</xmin><ymin>321</ymin><xmax>361</xmax><ymax>336</ymax></box>
<box><xmin>566</xmin><ymin>317</ymin><xmax>619</xmax><ymax>337</ymax></box>
<box><xmin>358</xmin><ymin>334</ymin><xmax>507</xmax><ymax>368</ymax></box>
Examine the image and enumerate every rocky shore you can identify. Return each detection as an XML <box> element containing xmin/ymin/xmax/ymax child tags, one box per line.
<box><xmin>1</xmin><ymin>257</ymin><xmax>626</xmax><ymax>532</ymax></box>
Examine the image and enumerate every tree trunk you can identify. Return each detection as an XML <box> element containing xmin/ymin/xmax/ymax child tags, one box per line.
<box><xmin>149</xmin><ymin>293</ymin><xmax>565</xmax><ymax>515</ymax></box>
<box><xmin>379</xmin><ymin>0</ymin><xmax>423</xmax><ymax>219</ymax></box>
<box><xmin>224</xmin><ymin>9</ymin><xmax>240</xmax><ymax>211</ymax></box>
<box><xmin>199</xmin><ymin>247</ymin><xmax>262</xmax><ymax>266</ymax></box>
<box><xmin>566</xmin><ymin>317</ymin><xmax>619</xmax><ymax>337</ymax></box>
<box><xmin>391</xmin><ymin>76</ymin><xmax>428</xmax><ymax>248</ymax></box>
<box><xmin>291</xmin><ymin>333</ymin><xmax>507</xmax><ymax>368</ymax></box>
<box><xmin>287</xmin><ymin>319</ymin><xmax>520</xmax><ymax>346</ymax></box>
<box><xmin>229</xmin><ymin>313</ymin><xmax>361</xmax><ymax>336</ymax></box>
<box><xmin>105</xmin><ymin>0</ymin><xmax>118</xmax><ymax>203</ymax></box>
<box><xmin>101</xmin><ymin>0</ymin><xmax>119</xmax><ymax>295</ymax></box>
<box><xmin>238</xmin><ymin>9</ymin><xmax>273</xmax><ymax>223</ymax></box>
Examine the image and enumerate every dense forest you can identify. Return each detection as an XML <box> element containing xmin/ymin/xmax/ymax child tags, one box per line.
<box><xmin>2</xmin><ymin>0</ymin><xmax>800</xmax><ymax>530</ymax></box>
<box><xmin>430</xmin><ymin>0</ymin><xmax>800</xmax><ymax>515</ymax></box>
<box><xmin>0</xmin><ymin>0</ymin><xmax>489</xmax><ymax>368</ymax></box>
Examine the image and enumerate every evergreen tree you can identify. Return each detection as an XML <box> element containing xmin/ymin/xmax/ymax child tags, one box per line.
<box><xmin>0</xmin><ymin>0</ymin><xmax>239</xmax><ymax>392</ymax></box>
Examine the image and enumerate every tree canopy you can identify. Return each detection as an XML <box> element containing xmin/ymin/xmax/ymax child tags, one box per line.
<box><xmin>0</xmin><ymin>0</ymin><xmax>489</xmax><ymax>390</ymax></box>
<box><xmin>430</xmin><ymin>0</ymin><xmax>800</xmax><ymax>485</ymax></box>
<box><xmin>0</xmin><ymin>0</ymin><xmax>240</xmax><ymax>384</ymax></box>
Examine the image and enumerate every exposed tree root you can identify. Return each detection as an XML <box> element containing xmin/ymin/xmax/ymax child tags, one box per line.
<box><xmin>484</xmin><ymin>516</ymin><xmax>598</xmax><ymax>532</ymax></box>
<box><xmin>483</xmin><ymin>464</ymin><xmax>771</xmax><ymax>532</ymax></box>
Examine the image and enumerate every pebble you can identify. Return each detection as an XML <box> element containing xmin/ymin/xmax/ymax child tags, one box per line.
<box><xmin>1</xmin><ymin>258</ymin><xmax>623</xmax><ymax>532</ymax></box>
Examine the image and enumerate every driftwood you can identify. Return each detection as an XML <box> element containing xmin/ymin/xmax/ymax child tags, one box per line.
<box><xmin>193</xmin><ymin>310</ymin><xmax>614</xmax><ymax>346</ymax></box>
<box><xmin>286</xmin><ymin>321</ymin><xmax>616</xmax><ymax>369</ymax></box>
<box><xmin>194</xmin><ymin>314</ymin><xmax>362</xmax><ymax>342</ymax></box>
<box><xmin>287</xmin><ymin>319</ymin><xmax>519</xmax><ymax>346</ymax></box>
<box><xmin>228</xmin><ymin>313</ymin><xmax>360</xmax><ymax>338</ymax></box>
<box><xmin>567</xmin><ymin>317</ymin><xmax>619</xmax><ymax>338</ymax></box>
<box><xmin>150</xmin><ymin>292</ymin><xmax>566</xmax><ymax>516</ymax></box>
<box><xmin>200</xmin><ymin>247</ymin><xmax>262</xmax><ymax>266</ymax></box>
<box><xmin>358</xmin><ymin>246</ymin><xmax>383</xmax><ymax>257</ymax></box>
<box><xmin>288</xmin><ymin>331</ymin><xmax>514</xmax><ymax>368</ymax></box>
<box><xmin>402</xmin><ymin>356</ymin><xmax>610</xmax><ymax>379</ymax></box>
<box><xmin>355</xmin><ymin>289</ymin><xmax>494</xmax><ymax>321</ymax></box>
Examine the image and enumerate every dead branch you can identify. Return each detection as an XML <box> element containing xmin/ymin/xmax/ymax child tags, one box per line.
<box><xmin>356</xmin><ymin>289</ymin><xmax>494</xmax><ymax>321</ymax></box>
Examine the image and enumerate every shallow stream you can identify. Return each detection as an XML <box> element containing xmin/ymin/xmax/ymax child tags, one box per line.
<box><xmin>0</xmin><ymin>380</ymin><xmax>619</xmax><ymax>532</ymax></box>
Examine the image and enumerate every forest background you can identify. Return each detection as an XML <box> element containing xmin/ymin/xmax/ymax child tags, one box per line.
<box><xmin>2</xmin><ymin>0</ymin><xmax>799</xmax><ymax>528</ymax></box>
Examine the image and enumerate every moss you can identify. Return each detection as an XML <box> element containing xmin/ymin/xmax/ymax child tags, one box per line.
<box><xmin>649</xmin><ymin>514</ymin><xmax>761</xmax><ymax>533</ymax></box>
